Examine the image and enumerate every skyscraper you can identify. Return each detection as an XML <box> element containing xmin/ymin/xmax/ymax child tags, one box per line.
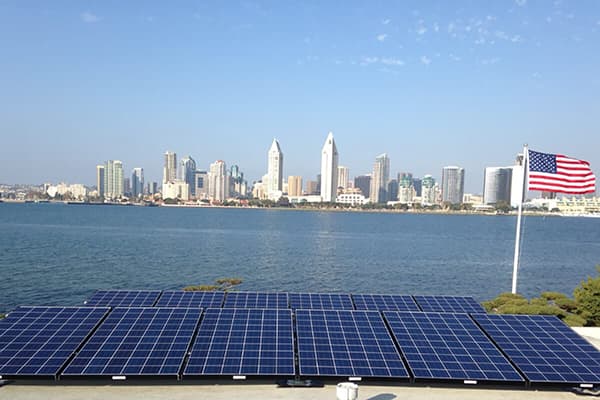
<box><xmin>388</xmin><ymin>179</ymin><xmax>399</xmax><ymax>202</ymax></box>
<box><xmin>483</xmin><ymin>167</ymin><xmax>512</xmax><ymax>205</ymax></box>
<box><xmin>179</xmin><ymin>156</ymin><xmax>196</xmax><ymax>197</ymax></box>
<box><xmin>287</xmin><ymin>176</ymin><xmax>303</xmax><ymax>196</ymax></box>
<box><xmin>398</xmin><ymin>175</ymin><xmax>414</xmax><ymax>203</ymax></box>
<box><xmin>441</xmin><ymin>166</ymin><xmax>465</xmax><ymax>205</ymax></box>
<box><xmin>96</xmin><ymin>164</ymin><xmax>105</xmax><ymax>198</ymax></box>
<box><xmin>131</xmin><ymin>167</ymin><xmax>144</xmax><ymax>198</ymax></box>
<box><xmin>370</xmin><ymin>153</ymin><xmax>390</xmax><ymax>204</ymax></box>
<box><xmin>267</xmin><ymin>139</ymin><xmax>283</xmax><ymax>196</ymax></box>
<box><xmin>163</xmin><ymin>151</ymin><xmax>177</xmax><ymax>184</ymax></box>
<box><xmin>354</xmin><ymin>175</ymin><xmax>371</xmax><ymax>198</ymax></box>
<box><xmin>337</xmin><ymin>166</ymin><xmax>349</xmax><ymax>189</ymax></box>
<box><xmin>208</xmin><ymin>160</ymin><xmax>229</xmax><ymax>202</ymax></box>
<box><xmin>421</xmin><ymin>175</ymin><xmax>437</xmax><ymax>205</ymax></box>
<box><xmin>194</xmin><ymin>170</ymin><xmax>208</xmax><ymax>199</ymax></box>
<box><xmin>104</xmin><ymin>160</ymin><xmax>123</xmax><ymax>200</ymax></box>
<box><xmin>320</xmin><ymin>132</ymin><xmax>338</xmax><ymax>202</ymax></box>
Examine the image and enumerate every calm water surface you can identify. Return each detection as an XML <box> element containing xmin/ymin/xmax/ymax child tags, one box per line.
<box><xmin>0</xmin><ymin>203</ymin><xmax>598</xmax><ymax>312</ymax></box>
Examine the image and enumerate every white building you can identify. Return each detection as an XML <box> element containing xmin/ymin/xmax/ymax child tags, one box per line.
<box><xmin>104</xmin><ymin>160</ymin><xmax>124</xmax><ymax>200</ymax></box>
<box><xmin>336</xmin><ymin>192</ymin><xmax>367</xmax><ymax>206</ymax></box>
<box><xmin>441</xmin><ymin>166</ymin><xmax>465</xmax><ymax>205</ymax></box>
<box><xmin>320</xmin><ymin>132</ymin><xmax>339</xmax><ymax>202</ymax></box>
<box><xmin>483</xmin><ymin>167</ymin><xmax>512</xmax><ymax>205</ymax></box>
<box><xmin>267</xmin><ymin>139</ymin><xmax>283</xmax><ymax>197</ymax></box>
<box><xmin>163</xmin><ymin>151</ymin><xmax>177</xmax><ymax>184</ymax></box>
<box><xmin>421</xmin><ymin>175</ymin><xmax>437</xmax><ymax>205</ymax></box>
<box><xmin>162</xmin><ymin>181</ymin><xmax>189</xmax><ymax>201</ymax></box>
<box><xmin>370</xmin><ymin>153</ymin><xmax>390</xmax><ymax>204</ymax></box>
<box><xmin>337</xmin><ymin>166</ymin><xmax>349</xmax><ymax>189</ymax></box>
<box><xmin>208</xmin><ymin>160</ymin><xmax>229</xmax><ymax>202</ymax></box>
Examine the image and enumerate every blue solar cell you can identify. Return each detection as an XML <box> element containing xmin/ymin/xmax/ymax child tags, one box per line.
<box><xmin>62</xmin><ymin>307</ymin><xmax>201</xmax><ymax>377</ymax></box>
<box><xmin>295</xmin><ymin>309</ymin><xmax>409</xmax><ymax>378</ymax></box>
<box><xmin>413</xmin><ymin>295</ymin><xmax>485</xmax><ymax>313</ymax></box>
<box><xmin>352</xmin><ymin>294</ymin><xmax>420</xmax><ymax>311</ymax></box>
<box><xmin>184</xmin><ymin>308</ymin><xmax>294</xmax><ymax>376</ymax></box>
<box><xmin>155</xmin><ymin>291</ymin><xmax>224</xmax><ymax>308</ymax></box>
<box><xmin>84</xmin><ymin>290</ymin><xmax>162</xmax><ymax>307</ymax></box>
<box><xmin>473</xmin><ymin>314</ymin><xmax>600</xmax><ymax>384</ymax></box>
<box><xmin>289</xmin><ymin>293</ymin><xmax>354</xmax><ymax>310</ymax></box>
<box><xmin>222</xmin><ymin>292</ymin><xmax>288</xmax><ymax>309</ymax></box>
<box><xmin>384</xmin><ymin>311</ymin><xmax>523</xmax><ymax>382</ymax></box>
<box><xmin>0</xmin><ymin>307</ymin><xmax>109</xmax><ymax>377</ymax></box>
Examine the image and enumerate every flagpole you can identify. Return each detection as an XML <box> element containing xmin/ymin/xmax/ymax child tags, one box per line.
<box><xmin>511</xmin><ymin>145</ymin><xmax>528</xmax><ymax>294</ymax></box>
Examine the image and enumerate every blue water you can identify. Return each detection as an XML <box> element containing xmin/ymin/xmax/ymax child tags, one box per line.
<box><xmin>0</xmin><ymin>203</ymin><xmax>598</xmax><ymax>313</ymax></box>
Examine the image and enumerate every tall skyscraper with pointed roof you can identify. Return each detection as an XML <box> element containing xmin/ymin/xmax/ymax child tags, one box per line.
<box><xmin>320</xmin><ymin>132</ymin><xmax>338</xmax><ymax>202</ymax></box>
<box><xmin>267</xmin><ymin>139</ymin><xmax>283</xmax><ymax>196</ymax></box>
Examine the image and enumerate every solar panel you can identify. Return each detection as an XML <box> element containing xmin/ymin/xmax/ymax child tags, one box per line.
<box><xmin>473</xmin><ymin>314</ymin><xmax>600</xmax><ymax>385</ymax></box>
<box><xmin>222</xmin><ymin>292</ymin><xmax>288</xmax><ymax>309</ymax></box>
<box><xmin>295</xmin><ymin>309</ymin><xmax>409</xmax><ymax>378</ymax></box>
<box><xmin>155</xmin><ymin>291</ymin><xmax>224</xmax><ymax>308</ymax></box>
<box><xmin>62</xmin><ymin>307</ymin><xmax>201</xmax><ymax>377</ymax></box>
<box><xmin>352</xmin><ymin>294</ymin><xmax>420</xmax><ymax>311</ymax></box>
<box><xmin>289</xmin><ymin>293</ymin><xmax>354</xmax><ymax>310</ymax></box>
<box><xmin>413</xmin><ymin>295</ymin><xmax>485</xmax><ymax>313</ymax></box>
<box><xmin>184</xmin><ymin>308</ymin><xmax>294</xmax><ymax>376</ymax></box>
<box><xmin>84</xmin><ymin>290</ymin><xmax>162</xmax><ymax>307</ymax></box>
<box><xmin>0</xmin><ymin>306</ymin><xmax>109</xmax><ymax>377</ymax></box>
<box><xmin>384</xmin><ymin>311</ymin><xmax>523</xmax><ymax>382</ymax></box>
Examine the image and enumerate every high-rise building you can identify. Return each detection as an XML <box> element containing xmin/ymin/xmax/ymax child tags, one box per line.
<box><xmin>230</xmin><ymin>165</ymin><xmax>246</xmax><ymax>197</ymax></box>
<box><xmin>104</xmin><ymin>160</ymin><xmax>124</xmax><ymax>200</ymax></box>
<box><xmin>398</xmin><ymin>175</ymin><xmax>414</xmax><ymax>204</ymax></box>
<box><xmin>320</xmin><ymin>132</ymin><xmax>338</xmax><ymax>202</ymax></box>
<box><xmin>421</xmin><ymin>175</ymin><xmax>437</xmax><ymax>205</ymax></box>
<box><xmin>387</xmin><ymin>179</ymin><xmax>399</xmax><ymax>202</ymax></box>
<box><xmin>337</xmin><ymin>166</ymin><xmax>349</xmax><ymax>189</ymax></box>
<box><xmin>267</xmin><ymin>139</ymin><xmax>283</xmax><ymax>197</ymax></box>
<box><xmin>96</xmin><ymin>165</ymin><xmax>105</xmax><ymax>198</ymax></box>
<box><xmin>483</xmin><ymin>167</ymin><xmax>512</xmax><ymax>205</ymax></box>
<box><xmin>208</xmin><ymin>160</ymin><xmax>229</xmax><ymax>202</ymax></box>
<box><xmin>370</xmin><ymin>153</ymin><xmax>390</xmax><ymax>204</ymax></box>
<box><xmin>179</xmin><ymin>156</ymin><xmax>196</xmax><ymax>196</ymax></box>
<box><xmin>305</xmin><ymin>180</ymin><xmax>319</xmax><ymax>195</ymax></box>
<box><xmin>441</xmin><ymin>166</ymin><xmax>465</xmax><ymax>205</ymax></box>
<box><xmin>412</xmin><ymin>178</ymin><xmax>422</xmax><ymax>197</ymax></box>
<box><xmin>163</xmin><ymin>151</ymin><xmax>177</xmax><ymax>184</ymax></box>
<box><xmin>194</xmin><ymin>170</ymin><xmax>208</xmax><ymax>199</ymax></box>
<box><xmin>287</xmin><ymin>176</ymin><xmax>303</xmax><ymax>196</ymax></box>
<box><xmin>354</xmin><ymin>175</ymin><xmax>371</xmax><ymax>198</ymax></box>
<box><xmin>131</xmin><ymin>167</ymin><xmax>144</xmax><ymax>198</ymax></box>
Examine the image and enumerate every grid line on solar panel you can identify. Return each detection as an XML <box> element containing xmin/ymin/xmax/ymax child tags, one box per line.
<box><xmin>155</xmin><ymin>291</ymin><xmax>225</xmax><ymax>308</ymax></box>
<box><xmin>413</xmin><ymin>296</ymin><xmax>486</xmax><ymax>313</ymax></box>
<box><xmin>184</xmin><ymin>308</ymin><xmax>295</xmax><ymax>376</ymax></box>
<box><xmin>62</xmin><ymin>307</ymin><xmax>201</xmax><ymax>377</ymax></box>
<box><xmin>473</xmin><ymin>314</ymin><xmax>600</xmax><ymax>384</ymax></box>
<box><xmin>84</xmin><ymin>290</ymin><xmax>162</xmax><ymax>307</ymax></box>
<box><xmin>0</xmin><ymin>306</ymin><xmax>110</xmax><ymax>377</ymax></box>
<box><xmin>383</xmin><ymin>311</ymin><xmax>524</xmax><ymax>382</ymax></box>
<box><xmin>352</xmin><ymin>294</ymin><xmax>420</xmax><ymax>311</ymax></box>
<box><xmin>289</xmin><ymin>293</ymin><xmax>354</xmax><ymax>310</ymax></box>
<box><xmin>295</xmin><ymin>309</ymin><xmax>409</xmax><ymax>378</ymax></box>
<box><xmin>222</xmin><ymin>292</ymin><xmax>289</xmax><ymax>309</ymax></box>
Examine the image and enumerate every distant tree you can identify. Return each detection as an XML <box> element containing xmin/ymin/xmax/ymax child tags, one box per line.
<box><xmin>494</xmin><ymin>201</ymin><xmax>512</xmax><ymax>213</ymax></box>
<box><xmin>184</xmin><ymin>278</ymin><xmax>243</xmax><ymax>292</ymax></box>
<box><xmin>163</xmin><ymin>198</ymin><xmax>178</xmax><ymax>205</ymax></box>
<box><xmin>574</xmin><ymin>266</ymin><xmax>600</xmax><ymax>326</ymax></box>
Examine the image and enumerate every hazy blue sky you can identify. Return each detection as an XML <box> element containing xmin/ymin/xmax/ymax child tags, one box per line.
<box><xmin>1</xmin><ymin>1</ymin><xmax>599</xmax><ymax>192</ymax></box>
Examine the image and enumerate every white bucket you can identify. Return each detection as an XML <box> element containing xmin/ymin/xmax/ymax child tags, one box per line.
<box><xmin>336</xmin><ymin>382</ymin><xmax>359</xmax><ymax>400</ymax></box>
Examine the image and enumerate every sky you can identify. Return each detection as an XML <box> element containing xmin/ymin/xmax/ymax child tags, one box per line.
<box><xmin>1</xmin><ymin>1</ymin><xmax>599</xmax><ymax>193</ymax></box>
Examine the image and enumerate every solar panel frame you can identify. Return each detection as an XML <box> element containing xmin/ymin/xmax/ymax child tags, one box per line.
<box><xmin>352</xmin><ymin>294</ymin><xmax>420</xmax><ymax>311</ymax></box>
<box><xmin>62</xmin><ymin>307</ymin><xmax>201</xmax><ymax>377</ymax></box>
<box><xmin>384</xmin><ymin>311</ymin><xmax>524</xmax><ymax>383</ymax></box>
<box><xmin>184</xmin><ymin>308</ymin><xmax>295</xmax><ymax>376</ymax></box>
<box><xmin>473</xmin><ymin>314</ymin><xmax>600</xmax><ymax>385</ymax></box>
<box><xmin>295</xmin><ymin>309</ymin><xmax>410</xmax><ymax>378</ymax></box>
<box><xmin>84</xmin><ymin>290</ymin><xmax>162</xmax><ymax>307</ymax></box>
<box><xmin>0</xmin><ymin>306</ymin><xmax>110</xmax><ymax>378</ymax></box>
<box><xmin>155</xmin><ymin>291</ymin><xmax>225</xmax><ymax>308</ymax></box>
<box><xmin>289</xmin><ymin>293</ymin><xmax>354</xmax><ymax>310</ymax></box>
<box><xmin>222</xmin><ymin>292</ymin><xmax>289</xmax><ymax>309</ymax></box>
<box><xmin>413</xmin><ymin>295</ymin><xmax>486</xmax><ymax>313</ymax></box>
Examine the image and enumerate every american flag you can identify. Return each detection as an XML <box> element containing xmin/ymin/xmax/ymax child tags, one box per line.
<box><xmin>527</xmin><ymin>149</ymin><xmax>596</xmax><ymax>194</ymax></box>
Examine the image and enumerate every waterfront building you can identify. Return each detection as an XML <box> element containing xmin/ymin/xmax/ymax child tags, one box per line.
<box><xmin>421</xmin><ymin>175</ymin><xmax>437</xmax><ymax>205</ymax></box>
<box><xmin>320</xmin><ymin>132</ymin><xmax>338</xmax><ymax>202</ymax></box>
<box><xmin>104</xmin><ymin>160</ymin><xmax>124</xmax><ymax>200</ymax></box>
<box><xmin>387</xmin><ymin>179</ymin><xmax>399</xmax><ymax>202</ymax></box>
<box><xmin>194</xmin><ymin>170</ymin><xmax>208</xmax><ymax>199</ymax></box>
<box><xmin>337</xmin><ymin>188</ymin><xmax>367</xmax><ymax>206</ymax></box>
<box><xmin>179</xmin><ymin>156</ymin><xmax>196</xmax><ymax>197</ymax></box>
<box><xmin>162</xmin><ymin>181</ymin><xmax>189</xmax><ymax>201</ymax></box>
<box><xmin>208</xmin><ymin>160</ymin><xmax>229</xmax><ymax>202</ymax></box>
<box><xmin>398</xmin><ymin>175</ymin><xmax>414</xmax><ymax>204</ymax></box>
<box><xmin>413</xmin><ymin>178</ymin><xmax>422</xmax><ymax>197</ymax></box>
<box><xmin>230</xmin><ymin>165</ymin><xmax>246</xmax><ymax>198</ymax></box>
<box><xmin>354</xmin><ymin>175</ymin><xmax>371</xmax><ymax>198</ymax></box>
<box><xmin>287</xmin><ymin>176</ymin><xmax>303</xmax><ymax>197</ymax></box>
<box><xmin>123</xmin><ymin>177</ymin><xmax>131</xmax><ymax>197</ymax></box>
<box><xmin>131</xmin><ymin>168</ymin><xmax>144</xmax><ymax>198</ymax></box>
<box><xmin>370</xmin><ymin>153</ymin><xmax>390</xmax><ymax>204</ymax></box>
<box><xmin>305</xmin><ymin>180</ymin><xmax>319</xmax><ymax>195</ymax></box>
<box><xmin>267</xmin><ymin>139</ymin><xmax>283</xmax><ymax>198</ymax></box>
<box><xmin>96</xmin><ymin>165</ymin><xmax>105</xmax><ymax>198</ymax></box>
<box><xmin>337</xmin><ymin>166</ymin><xmax>349</xmax><ymax>189</ymax></box>
<box><xmin>483</xmin><ymin>167</ymin><xmax>512</xmax><ymax>205</ymax></box>
<box><xmin>441</xmin><ymin>166</ymin><xmax>465</xmax><ymax>205</ymax></box>
<box><xmin>163</xmin><ymin>151</ymin><xmax>177</xmax><ymax>184</ymax></box>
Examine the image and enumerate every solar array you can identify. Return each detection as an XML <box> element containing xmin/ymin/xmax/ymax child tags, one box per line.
<box><xmin>352</xmin><ymin>294</ymin><xmax>420</xmax><ymax>311</ymax></box>
<box><xmin>384</xmin><ymin>311</ymin><xmax>523</xmax><ymax>382</ymax></box>
<box><xmin>0</xmin><ymin>307</ymin><xmax>109</xmax><ymax>377</ymax></box>
<box><xmin>184</xmin><ymin>308</ymin><xmax>294</xmax><ymax>376</ymax></box>
<box><xmin>413</xmin><ymin>295</ymin><xmax>486</xmax><ymax>314</ymax></box>
<box><xmin>63</xmin><ymin>307</ymin><xmax>201</xmax><ymax>376</ymax></box>
<box><xmin>155</xmin><ymin>291</ymin><xmax>224</xmax><ymax>308</ymax></box>
<box><xmin>296</xmin><ymin>310</ymin><xmax>409</xmax><ymax>378</ymax></box>
<box><xmin>289</xmin><ymin>293</ymin><xmax>354</xmax><ymax>310</ymax></box>
<box><xmin>222</xmin><ymin>292</ymin><xmax>289</xmax><ymax>309</ymax></box>
<box><xmin>473</xmin><ymin>314</ymin><xmax>600</xmax><ymax>384</ymax></box>
<box><xmin>84</xmin><ymin>290</ymin><xmax>161</xmax><ymax>307</ymax></box>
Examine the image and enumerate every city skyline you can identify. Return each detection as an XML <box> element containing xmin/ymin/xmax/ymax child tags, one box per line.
<box><xmin>1</xmin><ymin>2</ymin><xmax>600</xmax><ymax>191</ymax></box>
